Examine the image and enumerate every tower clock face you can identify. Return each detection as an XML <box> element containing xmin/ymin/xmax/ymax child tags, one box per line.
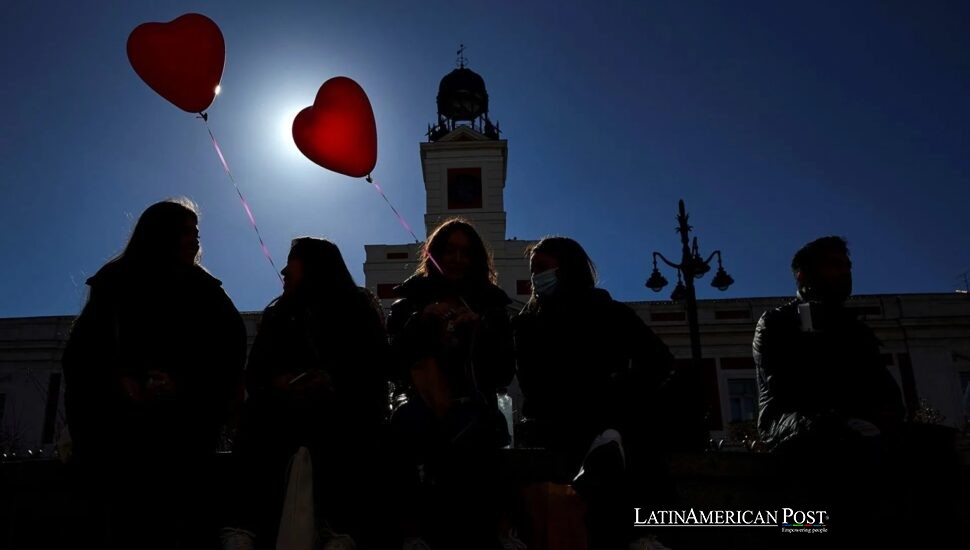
<box><xmin>447</xmin><ymin>167</ymin><xmax>483</xmax><ymax>209</ymax></box>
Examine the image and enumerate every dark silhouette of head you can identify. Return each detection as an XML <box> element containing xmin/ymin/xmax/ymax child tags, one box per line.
<box><xmin>114</xmin><ymin>197</ymin><xmax>200</xmax><ymax>269</ymax></box>
<box><xmin>528</xmin><ymin>236</ymin><xmax>597</xmax><ymax>298</ymax></box>
<box><xmin>417</xmin><ymin>218</ymin><xmax>495</xmax><ymax>286</ymax></box>
<box><xmin>282</xmin><ymin>237</ymin><xmax>357</xmax><ymax>297</ymax></box>
<box><xmin>791</xmin><ymin>236</ymin><xmax>852</xmax><ymax>304</ymax></box>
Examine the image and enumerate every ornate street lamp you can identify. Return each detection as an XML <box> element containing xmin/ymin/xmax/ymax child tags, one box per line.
<box><xmin>645</xmin><ymin>200</ymin><xmax>734</xmax><ymax>442</ymax></box>
<box><xmin>645</xmin><ymin>200</ymin><xmax>735</xmax><ymax>364</ymax></box>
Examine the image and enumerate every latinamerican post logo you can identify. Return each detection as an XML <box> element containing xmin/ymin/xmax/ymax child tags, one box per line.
<box><xmin>634</xmin><ymin>508</ymin><xmax>829</xmax><ymax>533</ymax></box>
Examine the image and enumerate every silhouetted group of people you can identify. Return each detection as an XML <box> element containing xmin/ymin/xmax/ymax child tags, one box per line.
<box><xmin>61</xmin><ymin>199</ymin><xmax>961</xmax><ymax>550</ymax></box>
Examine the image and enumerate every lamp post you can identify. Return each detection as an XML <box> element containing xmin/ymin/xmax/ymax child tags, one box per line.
<box><xmin>645</xmin><ymin>199</ymin><xmax>734</xmax><ymax>370</ymax></box>
<box><xmin>645</xmin><ymin>200</ymin><xmax>734</xmax><ymax>446</ymax></box>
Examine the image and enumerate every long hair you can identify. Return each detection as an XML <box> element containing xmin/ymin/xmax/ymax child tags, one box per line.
<box><xmin>109</xmin><ymin>197</ymin><xmax>200</xmax><ymax>270</ymax></box>
<box><xmin>528</xmin><ymin>236</ymin><xmax>597</xmax><ymax>294</ymax></box>
<box><xmin>287</xmin><ymin>237</ymin><xmax>358</xmax><ymax>296</ymax></box>
<box><xmin>415</xmin><ymin>218</ymin><xmax>496</xmax><ymax>285</ymax></box>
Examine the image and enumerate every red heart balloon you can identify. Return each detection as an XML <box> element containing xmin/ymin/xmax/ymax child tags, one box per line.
<box><xmin>127</xmin><ymin>13</ymin><xmax>225</xmax><ymax>114</ymax></box>
<box><xmin>292</xmin><ymin>77</ymin><xmax>377</xmax><ymax>178</ymax></box>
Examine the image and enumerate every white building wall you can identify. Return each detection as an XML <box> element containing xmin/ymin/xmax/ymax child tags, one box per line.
<box><xmin>629</xmin><ymin>293</ymin><xmax>970</xmax><ymax>434</ymax></box>
<box><xmin>0</xmin><ymin>316</ymin><xmax>72</xmax><ymax>453</ymax></box>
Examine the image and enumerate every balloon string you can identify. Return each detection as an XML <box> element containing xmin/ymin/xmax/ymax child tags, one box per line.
<box><xmin>200</xmin><ymin>116</ymin><xmax>283</xmax><ymax>287</ymax></box>
<box><xmin>366</xmin><ymin>174</ymin><xmax>443</xmax><ymax>275</ymax></box>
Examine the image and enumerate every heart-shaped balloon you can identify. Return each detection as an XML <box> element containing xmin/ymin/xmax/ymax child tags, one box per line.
<box><xmin>127</xmin><ymin>13</ymin><xmax>225</xmax><ymax>114</ymax></box>
<box><xmin>292</xmin><ymin>77</ymin><xmax>377</xmax><ymax>178</ymax></box>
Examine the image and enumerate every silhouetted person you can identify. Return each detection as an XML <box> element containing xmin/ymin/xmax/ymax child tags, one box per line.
<box><xmin>755</xmin><ymin>236</ymin><xmax>905</xmax><ymax>450</ymax></box>
<box><xmin>386</xmin><ymin>218</ymin><xmax>516</xmax><ymax>550</ymax></box>
<box><xmin>226</xmin><ymin>237</ymin><xmax>390</xmax><ymax>550</ymax></box>
<box><xmin>62</xmin><ymin>198</ymin><xmax>247</xmax><ymax>550</ymax></box>
<box><xmin>754</xmin><ymin>236</ymin><xmax>906</xmax><ymax>543</ymax></box>
<box><xmin>513</xmin><ymin>236</ymin><xmax>676</xmax><ymax>550</ymax></box>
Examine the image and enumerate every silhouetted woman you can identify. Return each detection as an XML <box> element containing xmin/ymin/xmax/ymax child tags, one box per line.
<box><xmin>386</xmin><ymin>218</ymin><xmax>515</xmax><ymax>549</ymax></box>
<box><xmin>513</xmin><ymin>236</ymin><xmax>676</xmax><ymax>550</ymax></box>
<box><xmin>228</xmin><ymin>237</ymin><xmax>390</xmax><ymax>550</ymax></box>
<box><xmin>62</xmin><ymin>198</ymin><xmax>247</xmax><ymax>550</ymax></box>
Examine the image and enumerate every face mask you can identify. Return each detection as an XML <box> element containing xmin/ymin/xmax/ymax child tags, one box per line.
<box><xmin>532</xmin><ymin>268</ymin><xmax>559</xmax><ymax>298</ymax></box>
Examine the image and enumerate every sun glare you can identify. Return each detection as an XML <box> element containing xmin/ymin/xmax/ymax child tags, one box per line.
<box><xmin>277</xmin><ymin>103</ymin><xmax>306</xmax><ymax>161</ymax></box>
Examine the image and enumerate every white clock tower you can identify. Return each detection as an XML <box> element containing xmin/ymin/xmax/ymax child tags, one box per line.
<box><xmin>364</xmin><ymin>55</ymin><xmax>536</xmax><ymax>309</ymax></box>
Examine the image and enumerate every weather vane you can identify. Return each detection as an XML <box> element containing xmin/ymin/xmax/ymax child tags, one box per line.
<box><xmin>456</xmin><ymin>44</ymin><xmax>467</xmax><ymax>68</ymax></box>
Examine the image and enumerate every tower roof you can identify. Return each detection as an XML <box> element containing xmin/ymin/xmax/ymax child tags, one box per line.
<box><xmin>436</xmin><ymin>67</ymin><xmax>489</xmax><ymax>121</ymax></box>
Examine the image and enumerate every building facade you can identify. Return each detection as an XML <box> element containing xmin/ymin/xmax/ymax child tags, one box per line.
<box><xmin>631</xmin><ymin>293</ymin><xmax>970</xmax><ymax>439</ymax></box>
<box><xmin>3</xmin><ymin>293</ymin><xmax>970</xmax><ymax>454</ymax></box>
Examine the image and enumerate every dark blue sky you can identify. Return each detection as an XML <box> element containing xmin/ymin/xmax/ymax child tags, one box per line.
<box><xmin>2</xmin><ymin>1</ymin><xmax>968</xmax><ymax>317</ymax></box>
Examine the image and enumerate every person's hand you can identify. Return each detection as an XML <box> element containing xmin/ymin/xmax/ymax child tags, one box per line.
<box><xmin>145</xmin><ymin>370</ymin><xmax>175</xmax><ymax>400</ymax></box>
<box><xmin>120</xmin><ymin>376</ymin><xmax>143</xmax><ymax>402</ymax></box>
<box><xmin>303</xmin><ymin>371</ymin><xmax>335</xmax><ymax>398</ymax></box>
<box><xmin>451</xmin><ymin>308</ymin><xmax>480</xmax><ymax>328</ymax></box>
<box><xmin>846</xmin><ymin>417</ymin><xmax>881</xmax><ymax>437</ymax></box>
<box><xmin>421</xmin><ymin>302</ymin><xmax>454</xmax><ymax>320</ymax></box>
<box><xmin>272</xmin><ymin>372</ymin><xmax>298</xmax><ymax>390</ymax></box>
<box><xmin>276</xmin><ymin>370</ymin><xmax>334</xmax><ymax>398</ymax></box>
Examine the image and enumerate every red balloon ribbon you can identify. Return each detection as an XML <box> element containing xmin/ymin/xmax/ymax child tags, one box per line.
<box><xmin>366</xmin><ymin>175</ymin><xmax>443</xmax><ymax>276</ymax></box>
<box><xmin>201</xmin><ymin>117</ymin><xmax>283</xmax><ymax>287</ymax></box>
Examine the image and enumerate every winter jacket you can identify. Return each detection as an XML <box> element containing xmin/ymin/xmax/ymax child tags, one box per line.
<box><xmin>242</xmin><ymin>287</ymin><xmax>390</xmax><ymax>439</ymax></box>
<box><xmin>229</xmin><ymin>288</ymin><xmax>390</xmax><ymax>548</ymax></box>
<box><xmin>62</xmin><ymin>261</ymin><xmax>246</xmax><ymax>464</ymax></box>
<box><xmin>753</xmin><ymin>299</ymin><xmax>905</xmax><ymax>452</ymax></box>
<box><xmin>386</xmin><ymin>274</ymin><xmax>515</xmax><ymax>403</ymax></box>
<box><xmin>513</xmin><ymin>288</ymin><xmax>676</xmax><ymax>461</ymax></box>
